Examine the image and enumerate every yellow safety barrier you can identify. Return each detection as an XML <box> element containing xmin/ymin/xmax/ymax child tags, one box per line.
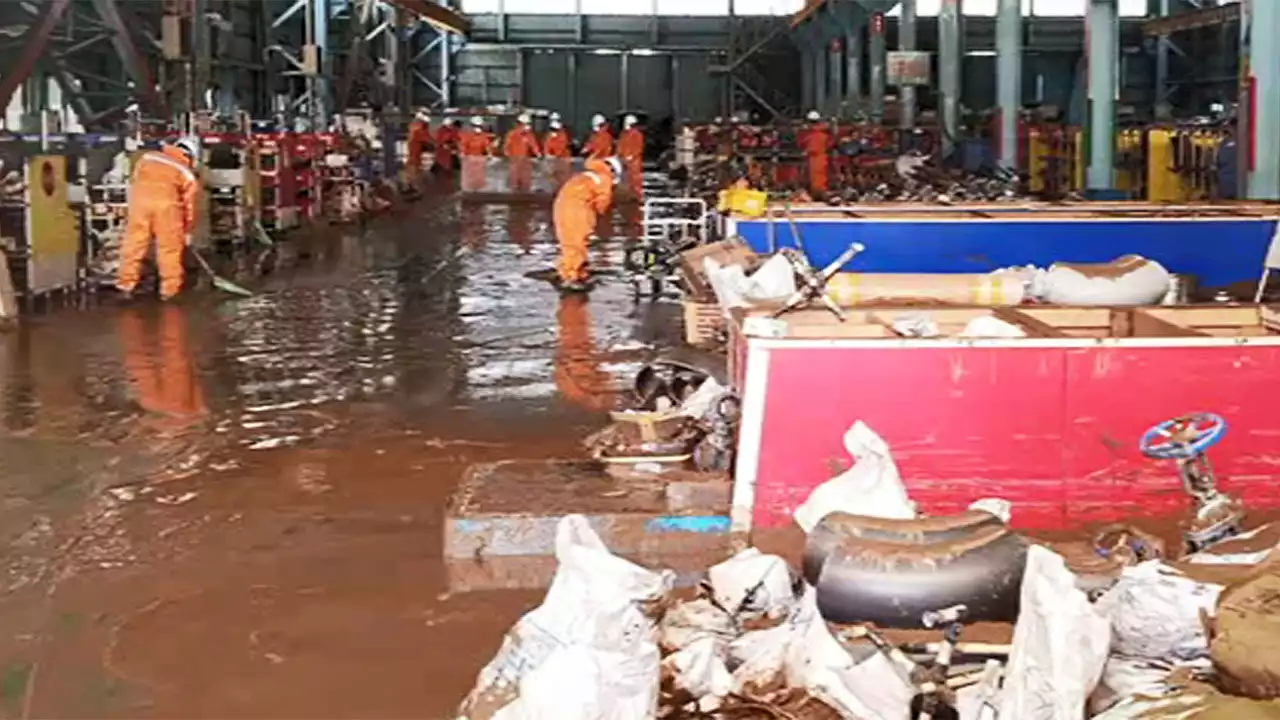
<box><xmin>717</xmin><ymin>187</ymin><xmax>768</xmax><ymax>218</ymax></box>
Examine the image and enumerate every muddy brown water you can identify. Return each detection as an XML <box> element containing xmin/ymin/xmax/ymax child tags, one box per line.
<box><xmin>0</xmin><ymin>191</ymin><xmax>677</xmax><ymax>718</ymax></box>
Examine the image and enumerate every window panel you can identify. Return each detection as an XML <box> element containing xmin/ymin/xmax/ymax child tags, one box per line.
<box><xmin>1033</xmin><ymin>0</ymin><xmax>1085</xmax><ymax>16</ymax></box>
<box><xmin>734</xmin><ymin>0</ymin><xmax>804</xmax><ymax>15</ymax></box>
<box><xmin>656</xmin><ymin>0</ymin><xmax>730</xmax><ymax>14</ymax></box>
<box><xmin>964</xmin><ymin>0</ymin><xmax>996</xmax><ymax>16</ymax></box>
<box><xmin>459</xmin><ymin>0</ymin><xmax>499</xmax><ymax>12</ymax></box>
<box><xmin>581</xmin><ymin>0</ymin><xmax>652</xmax><ymax>13</ymax></box>
<box><xmin>888</xmin><ymin>0</ymin><xmax>942</xmax><ymax>17</ymax></box>
<box><xmin>1119</xmin><ymin>0</ymin><xmax>1146</xmax><ymax>16</ymax></box>
<box><xmin>503</xmin><ymin>0</ymin><xmax>575</xmax><ymax>12</ymax></box>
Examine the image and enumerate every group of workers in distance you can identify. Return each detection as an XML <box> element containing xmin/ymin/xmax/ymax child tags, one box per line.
<box><xmin>406</xmin><ymin>109</ymin><xmax>646</xmax><ymax>293</ymax></box>
<box><xmin>110</xmin><ymin>109</ymin><xmax>646</xmax><ymax>302</ymax></box>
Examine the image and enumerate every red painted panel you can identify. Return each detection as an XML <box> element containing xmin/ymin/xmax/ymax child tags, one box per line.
<box><xmin>1061</xmin><ymin>345</ymin><xmax>1280</xmax><ymax>524</ymax></box>
<box><xmin>747</xmin><ymin>341</ymin><xmax>1280</xmax><ymax>532</ymax></box>
<box><xmin>752</xmin><ymin>345</ymin><xmax>1067</xmax><ymax>529</ymax></box>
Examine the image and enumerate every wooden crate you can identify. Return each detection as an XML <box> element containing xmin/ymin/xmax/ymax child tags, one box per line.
<box><xmin>683</xmin><ymin>300</ymin><xmax>726</xmax><ymax>347</ymax></box>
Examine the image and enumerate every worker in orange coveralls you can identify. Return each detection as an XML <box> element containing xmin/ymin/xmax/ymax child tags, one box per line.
<box><xmin>554</xmin><ymin>294</ymin><xmax>614</xmax><ymax>412</ymax></box>
<box><xmin>116</xmin><ymin>136</ymin><xmax>200</xmax><ymax>301</ymax></box>
<box><xmin>502</xmin><ymin>112</ymin><xmax>542</xmax><ymax>193</ymax></box>
<box><xmin>617</xmin><ymin>114</ymin><xmax>645</xmax><ymax>201</ymax></box>
<box><xmin>118</xmin><ymin>305</ymin><xmax>207</xmax><ymax>434</ymax></box>
<box><xmin>406</xmin><ymin>109</ymin><xmax>432</xmax><ymax>182</ymax></box>
<box><xmin>459</xmin><ymin>116</ymin><xmax>496</xmax><ymax>192</ymax></box>
<box><xmin>554</xmin><ymin>156</ymin><xmax>622</xmax><ymax>293</ymax></box>
<box><xmin>432</xmin><ymin>117</ymin><xmax>460</xmax><ymax>175</ymax></box>
<box><xmin>544</xmin><ymin>117</ymin><xmax>573</xmax><ymax>186</ymax></box>
<box><xmin>582</xmin><ymin>113</ymin><xmax>614</xmax><ymax>160</ymax></box>
<box><xmin>800</xmin><ymin>109</ymin><xmax>833</xmax><ymax>195</ymax></box>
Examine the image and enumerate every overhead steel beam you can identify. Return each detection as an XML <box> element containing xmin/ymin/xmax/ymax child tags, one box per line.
<box><xmin>0</xmin><ymin>0</ymin><xmax>73</xmax><ymax>113</ymax></box>
<box><xmin>384</xmin><ymin>0</ymin><xmax>471</xmax><ymax>36</ymax></box>
<box><xmin>1142</xmin><ymin>2</ymin><xmax>1240</xmax><ymax>36</ymax></box>
<box><xmin>87</xmin><ymin>0</ymin><xmax>168</xmax><ymax>119</ymax></box>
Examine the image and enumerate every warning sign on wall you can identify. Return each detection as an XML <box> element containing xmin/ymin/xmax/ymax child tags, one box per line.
<box><xmin>887</xmin><ymin>51</ymin><xmax>932</xmax><ymax>86</ymax></box>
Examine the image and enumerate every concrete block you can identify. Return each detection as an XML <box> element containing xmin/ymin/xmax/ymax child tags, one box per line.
<box><xmin>444</xmin><ymin>460</ymin><xmax>732</xmax><ymax>562</ymax></box>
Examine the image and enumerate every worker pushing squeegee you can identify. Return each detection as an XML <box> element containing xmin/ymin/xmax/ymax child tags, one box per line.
<box><xmin>114</xmin><ymin>136</ymin><xmax>200</xmax><ymax>302</ymax></box>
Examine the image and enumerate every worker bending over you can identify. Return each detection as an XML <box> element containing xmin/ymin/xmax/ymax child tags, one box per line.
<box><xmin>554</xmin><ymin>157</ymin><xmax>622</xmax><ymax>292</ymax></box>
<box><xmin>502</xmin><ymin>112</ymin><xmax>542</xmax><ymax>192</ymax></box>
<box><xmin>800</xmin><ymin>110</ymin><xmax>833</xmax><ymax>195</ymax></box>
<box><xmin>406</xmin><ymin>109</ymin><xmax>432</xmax><ymax>182</ymax></box>
<box><xmin>433</xmin><ymin>118</ymin><xmax>460</xmax><ymax>174</ymax></box>
<box><xmin>116</xmin><ymin>136</ymin><xmax>200</xmax><ymax>301</ymax></box>
<box><xmin>459</xmin><ymin>116</ymin><xmax>496</xmax><ymax>192</ymax></box>
<box><xmin>544</xmin><ymin>118</ymin><xmax>573</xmax><ymax>186</ymax></box>
<box><xmin>582</xmin><ymin>114</ymin><xmax>614</xmax><ymax>160</ymax></box>
<box><xmin>617</xmin><ymin>114</ymin><xmax>645</xmax><ymax>200</ymax></box>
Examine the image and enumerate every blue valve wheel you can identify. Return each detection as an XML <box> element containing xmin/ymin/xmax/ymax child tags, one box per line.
<box><xmin>1139</xmin><ymin>413</ymin><xmax>1227</xmax><ymax>460</ymax></box>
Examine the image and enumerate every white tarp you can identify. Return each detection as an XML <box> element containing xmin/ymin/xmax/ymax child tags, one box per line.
<box><xmin>792</xmin><ymin>420</ymin><xmax>917</xmax><ymax>532</ymax></box>
<box><xmin>457</xmin><ymin>515</ymin><xmax>674</xmax><ymax>720</ymax></box>
<box><xmin>996</xmin><ymin>546</ymin><xmax>1111</xmax><ymax>720</ymax></box>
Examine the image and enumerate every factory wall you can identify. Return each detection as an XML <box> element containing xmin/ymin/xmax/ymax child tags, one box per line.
<box><xmin>442</xmin><ymin>13</ymin><xmax>1153</xmax><ymax>130</ymax></box>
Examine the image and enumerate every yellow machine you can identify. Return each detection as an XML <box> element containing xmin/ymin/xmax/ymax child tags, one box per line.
<box><xmin>25</xmin><ymin>155</ymin><xmax>81</xmax><ymax>295</ymax></box>
<box><xmin>1114</xmin><ymin>128</ymin><xmax>1146</xmax><ymax>198</ymax></box>
<box><xmin>1145</xmin><ymin>125</ymin><xmax>1228</xmax><ymax>202</ymax></box>
<box><xmin>1027</xmin><ymin>125</ymin><xmax>1083</xmax><ymax>198</ymax></box>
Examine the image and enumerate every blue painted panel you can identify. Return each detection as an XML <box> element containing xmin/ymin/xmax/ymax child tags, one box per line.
<box><xmin>735</xmin><ymin>218</ymin><xmax>1277</xmax><ymax>288</ymax></box>
<box><xmin>645</xmin><ymin>516</ymin><xmax>732</xmax><ymax>534</ymax></box>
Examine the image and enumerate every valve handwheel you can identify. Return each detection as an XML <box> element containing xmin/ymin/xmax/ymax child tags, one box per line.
<box><xmin>1139</xmin><ymin>413</ymin><xmax>1228</xmax><ymax>460</ymax></box>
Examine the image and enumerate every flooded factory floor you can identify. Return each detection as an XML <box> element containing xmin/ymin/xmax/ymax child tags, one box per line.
<box><xmin>0</xmin><ymin>192</ymin><xmax>677</xmax><ymax>718</ymax></box>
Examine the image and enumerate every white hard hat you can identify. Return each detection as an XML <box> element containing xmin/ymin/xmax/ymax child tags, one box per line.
<box><xmin>123</xmin><ymin>136</ymin><xmax>140</xmax><ymax>152</ymax></box>
<box><xmin>416</xmin><ymin>109</ymin><xmax>430</xmax><ymax>120</ymax></box>
<box><xmin>517</xmin><ymin>112</ymin><xmax>532</xmax><ymax>124</ymax></box>
<box><xmin>624</xmin><ymin>114</ymin><xmax>638</xmax><ymax>128</ymax></box>
<box><xmin>713</xmin><ymin>116</ymin><xmax>723</xmax><ymax>124</ymax></box>
<box><xmin>470</xmin><ymin>116</ymin><xmax>484</xmax><ymax>127</ymax></box>
<box><xmin>550</xmin><ymin>112</ymin><xmax>562</xmax><ymax>121</ymax></box>
<box><xmin>173</xmin><ymin>135</ymin><xmax>199</xmax><ymax>159</ymax></box>
<box><xmin>550</xmin><ymin>119</ymin><xmax>563</xmax><ymax>129</ymax></box>
<box><xmin>806</xmin><ymin>110</ymin><xmax>820</xmax><ymax>121</ymax></box>
<box><xmin>591</xmin><ymin>113</ymin><xmax>606</xmax><ymax>128</ymax></box>
<box><xmin>604</xmin><ymin>157</ymin><xmax>623</xmax><ymax>179</ymax></box>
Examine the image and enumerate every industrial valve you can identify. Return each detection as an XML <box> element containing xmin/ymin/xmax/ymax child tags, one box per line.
<box><xmin>1139</xmin><ymin>412</ymin><xmax>1243</xmax><ymax>552</ymax></box>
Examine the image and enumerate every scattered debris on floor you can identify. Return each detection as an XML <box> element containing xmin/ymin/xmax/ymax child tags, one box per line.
<box><xmin>457</xmin><ymin>420</ymin><xmax>1280</xmax><ymax>720</ymax></box>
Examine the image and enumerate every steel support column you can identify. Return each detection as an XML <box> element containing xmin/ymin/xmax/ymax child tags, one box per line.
<box><xmin>1246</xmin><ymin>0</ymin><xmax>1280</xmax><ymax>199</ymax></box>
<box><xmin>828</xmin><ymin>39</ymin><xmax>843</xmax><ymax>117</ymax></box>
<box><xmin>997</xmin><ymin>0</ymin><xmax>1021</xmax><ymax>168</ymax></box>
<box><xmin>938</xmin><ymin>0</ymin><xmax>961</xmax><ymax>156</ymax></box>
<box><xmin>1086</xmin><ymin>0</ymin><xmax>1118</xmax><ymax>192</ymax></box>
<box><xmin>900</xmin><ymin>0</ymin><xmax>917</xmax><ymax>128</ymax></box>
<box><xmin>620</xmin><ymin>51</ymin><xmax>630</xmax><ymax>110</ymax></box>
<box><xmin>310</xmin><ymin>0</ymin><xmax>331</xmax><ymax>126</ymax></box>
<box><xmin>814</xmin><ymin>50</ymin><xmax>826</xmax><ymax>115</ymax></box>
<box><xmin>845</xmin><ymin>24</ymin><xmax>861</xmax><ymax>112</ymax></box>
<box><xmin>801</xmin><ymin>48</ymin><xmax>815</xmax><ymax>110</ymax></box>
<box><xmin>868</xmin><ymin>11</ymin><xmax>886</xmax><ymax>122</ymax></box>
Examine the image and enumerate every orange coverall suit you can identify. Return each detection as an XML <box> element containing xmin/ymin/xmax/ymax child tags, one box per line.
<box><xmin>502</xmin><ymin>124</ymin><xmax>542</xmax><ymax>192</ymax></box>
<box><xmin>544</xmin><ymin>128</ymin><xmax>573</xmax><ymax>186</ymax></box>
<box><xmin>801</xmin><ymin>123</ymin><xmax>833</xmax><ymax>194</ymax></box>
<box><xmin>433</xmin><ymin>124</ymin><xmax>459</xmax><ymax>173</ymax></box>
<box><xmin>406</xmin><ymin>119</ymin><xmax>431</xmax><ymax>177</ymax></box>
<box><xmin>555</xmin><ymin>294</ymin><xmax>614</xmax><ymax>411</ymax></box>
<box><xmin>553</xmin><ymin>159</ymin><xmax>615</xmax><ymax>284</ymax></box>
<box><xmin>582</xmin><ymin>129</ymin><xmax>614</xmax><ymax>160</ymax></box>
<box><xmin>617</xmin><ymin>127</ymin><xmax>645</xmax><ymax>200</ymax></box>
<box><xmin>118</xmin><ymin>146</ymin><xmax>198</xmax><ymax>300</ymax></box>
<box><xmin>459</xmin><ymin>128</ymin><xmax>495</xmax><ymax>192</ymax></box>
